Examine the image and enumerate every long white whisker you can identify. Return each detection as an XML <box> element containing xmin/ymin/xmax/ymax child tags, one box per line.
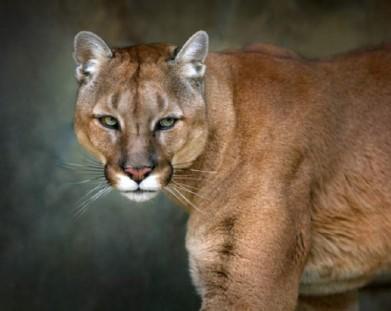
<box><xmin>171</xmin><ymin>181</ymin><xmax>200</xmax><ymax>191</ymax></box>
<box><xmin>172</xmin><ymin>174</ymin><xmax>202</xmax><ymax>177</ymax></box>
<box><xmin>61</xmin><ymin>167</ymin><xmax>104</xmax><ymax>175</ymax></box>
<box><xmin>172</xmin><ymin>176</ymin><xmax>203</xmax><ymax>180</ymax></box>
<box><xmin>172</xmin><ymin>182</ymin><xmax>208</xmax><ymax>201</ymax></box>
<box><xmin>73</xmin><ymin>183</ymin><xmax>107</xmax><ymax>214</ymax></box>
<box><xmin>74</xmin><ymin>183</ymin><xmax>106</xmax><ymax>204</ymax></box>
<box><xmin>60</xmin><ymin>161</ymin><xmax>103</xmax><ymax>169</ymax></box>
<box><xmin>64</xmin><ymin>176</ymin><xmax>105</xmax><ymax>185</ymax></box>
<box><xmin>172</xmin><ymin>161</ymin><xmax>194</xmax><ymax>168</ymax></box>
<box><xmin>81</xmin><ymin>156</ymin><xmax>102</xmax><ymax>166</ymax></box>
<box><xmin>74</xmin><ymin>185</ymin><xmax>111</xmax><ymax>219</ymax></box>
<box><xmin>188</xmin><ymin>169</ymin><xmax>216</xmax><ymax>173</ymax></box>
<box><xmin>170</xmin><ymin>185</ymin><xmax>204</xmax><ymax>214</ymax></box>
<box><xmin>63</xmin><ymin>162</ymin><xmax>94</xmax><ymax>167</ymax></box>
<box><xmin>165</xmin><ymin>187</ymin><xmax>187</xmax><ymax>207</ymax></box>
<box><xmin>64</xmin><ymin>166</ymin><xmax>103</xmax><ymax>172</ymax></box>
<box><xmin>174</xmin><ymin>168</ymin><xmax>216</xmax><ymax>175</ymax></box>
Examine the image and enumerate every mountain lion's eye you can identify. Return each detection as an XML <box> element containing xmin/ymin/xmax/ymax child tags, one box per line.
<box><xmin>156</xmin><ymin>117</ymin><xmax>177</xmax><ymax>131</ymax></box>
<box><xmin>98</xmin><ymin>116</ymin><xmax>119</xmax><ymax>130</ymax></box>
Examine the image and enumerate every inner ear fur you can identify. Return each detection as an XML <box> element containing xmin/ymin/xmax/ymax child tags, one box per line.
<box><xmin>174</xmin><ymin>30</ymin><xmax>209</xmax><ymax>78</ymax></box>
<box><xmin>73</xmin><ymin>31</ymin><xmax>112</xmax><ymax>81</ymax></box>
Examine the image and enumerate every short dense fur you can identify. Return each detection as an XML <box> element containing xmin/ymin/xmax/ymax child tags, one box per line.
<box><xmin>73</xmin><ymin>31</ymin><xmax>391</xmax><ymax>310</ymax></box>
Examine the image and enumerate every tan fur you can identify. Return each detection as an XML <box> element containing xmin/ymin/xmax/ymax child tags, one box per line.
<box><xmin>73</xmin><ymin>32</ymin><xmax>391</xmax><ymax>310</ymax></box>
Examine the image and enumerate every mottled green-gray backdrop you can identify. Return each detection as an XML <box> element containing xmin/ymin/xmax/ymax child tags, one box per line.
<box><xmin>1</xmin><ymin>0</ymin><xmax>391</xmax><ymax>310</ymax></box>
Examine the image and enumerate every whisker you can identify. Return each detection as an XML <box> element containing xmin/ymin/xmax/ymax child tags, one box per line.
<box><xmin>172</xmin><ymin>161</ymin><xmax>195</xmax><ymax>168</ymax></box>
<box><xmin>64</xmin><ymin>176</ymin><xmax>106</xmax><ymax>185</ymax></box>
<box><xmin>73</xmin><ymin>183</ymin><xmax>106</xmax><ymax>211</ymax></box>
<box><xmin>169</xmin><ymin>185</ymin><xmax>204</xmax><ymax>214</ymax></box>
<box><xmin>173</xmin><ymin>179</ymin><xmax>203</xmax><ymax>183</ymax></box>
<box><xmin>60</xmin><ymin>166</ymin><xmax>104</xmax><ymax>174</ymax></box>
<box><xmin>173</xmin><ymin>160</ymin><xmax>194</xmax><ymax>165</ymax></box>
<box><xmin>73</xmin><ymin>184</ymin><xmax>111</xmax><ymax>219</ymax></box>
<box><xmin>74</xmin><ymin>183</ymin><xmax>106</xmax><ymax>207</ymax></box>
<box><xmin>167</xmin><ymin>186</ymin><xmax>191</xmax><ymax>208</ymax></box>
<box><xmin>172</xmin><ymin>176</ymin><xmax>203</xmax><ymax>181</ymax></box>
<box><xmin>188</xmin><ymin>169</ymin><xmax>216</xmax><ymax>174</ymax></box>
<box><xmin>174</xmin><ymin>168</ymin><xmax>216</xmax><ymax>174</ymax></box>
<box><xmin>81</xmin><ymin>156</ymin><xmax>102</xmax><ymax>166</ymax></box>
<box><xmin>59</xmin><ymin>161</ymin><xmax>103</xmax><ymax>169</ymax></box>
<box><xmin>62</xmin><ymin>166</ymin><xmax>103</xmax><ymax>172</ymax></box>
<box><xmin>63</xmin><ymin>162</ymin><xmax>99</xmax><ymax>167</ymax></box>
<box><xmin>165</xmin><ymin>187</ymin><xmax>187</xmax><ymax>207</ymax></box>
<box><xmin>59</xmin><ymin>159</ymin><xmax>106</xmax><ymax>191</ymax></box>
<box><xmin>172</xmin><ymin>182</ymin><xmax>209</xmax><ymax>201</ymax></box>
<box><xmin>171</xmin><ymin>181</ymin><xmax>200</xmax><ymax>191</ymax></box>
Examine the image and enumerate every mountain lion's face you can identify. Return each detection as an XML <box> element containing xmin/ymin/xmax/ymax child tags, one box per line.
<box><xmin>73</xmin><ymin>31</ymin><xmax>209</xmax><ymax>202</ymax></box>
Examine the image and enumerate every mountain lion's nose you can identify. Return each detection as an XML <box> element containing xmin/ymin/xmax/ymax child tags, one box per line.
<box><xmin>124</xmin><ymin>165</ymin><xmax>153</xmax><ymax>183</ymax></box>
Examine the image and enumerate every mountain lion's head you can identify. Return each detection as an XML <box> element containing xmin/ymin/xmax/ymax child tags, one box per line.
<box><xmin>73</xmin><ymin>31</ymin><xmax>209</xmax><ymax>202</ymax></box>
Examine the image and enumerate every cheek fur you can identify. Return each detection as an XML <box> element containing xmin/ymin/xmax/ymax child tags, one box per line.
<box><xmin>157</xmin><ymin>124</ymin><xmax>189</xmax><ymax>156</ymax></box>
<box><xmin>87</xmin><ymin>123</ymin><xmax>120</xmax><ymax>159</ymax></box>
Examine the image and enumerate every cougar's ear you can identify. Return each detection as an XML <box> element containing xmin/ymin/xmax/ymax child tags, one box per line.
<box><xmin>174</xmin><ymin>30</ymin><xmax>209</xmax><ymax>78</ymax></box>
<box><xmin>73</xmin><ymin>31</ymin><xmax>112</xmax><ymax>82</ymax></box>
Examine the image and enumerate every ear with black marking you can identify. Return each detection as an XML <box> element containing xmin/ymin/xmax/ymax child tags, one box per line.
<box><xmin>73</xmin><ymin>31</ymin><xmax>112</xmax><ymax>82</ymax></box>
<box><xmin>175</xmin><ymin>30</ymin><xmax>209</xmax><ymax>78</ymax></box>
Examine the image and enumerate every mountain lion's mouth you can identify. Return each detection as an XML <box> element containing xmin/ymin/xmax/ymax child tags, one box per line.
<box><xmin>109</xmin><ymin>171</ymin><xmax>165</xmax><ymax>202</ymax></box>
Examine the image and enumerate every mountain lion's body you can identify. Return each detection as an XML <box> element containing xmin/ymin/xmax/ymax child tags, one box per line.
<box><xmin>73</xmin><ymin>31</ymin><xmax>391</xmax><ymax>310</ymax></box>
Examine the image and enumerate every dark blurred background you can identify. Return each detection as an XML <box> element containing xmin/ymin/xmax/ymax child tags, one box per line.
<box><xmin>0</xmin><ymin>0</ymin><xmax>390</xmax><ymax>310</ymax></box>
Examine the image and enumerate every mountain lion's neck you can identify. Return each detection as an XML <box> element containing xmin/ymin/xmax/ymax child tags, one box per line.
<box><xmin>192</xmin><ymin>53</ymin><xmax>239</xmax><ymax>176</ymax></box>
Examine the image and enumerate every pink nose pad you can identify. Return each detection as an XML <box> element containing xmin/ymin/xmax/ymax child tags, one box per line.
<box><xmin>124</xmin><ymin>166</ymin><xmax>152</xmax><ymax>182</ymax></box>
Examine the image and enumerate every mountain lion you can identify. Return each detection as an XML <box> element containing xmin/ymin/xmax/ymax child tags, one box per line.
<box><xmin>72</xmin><ymin>30</ymin><xmax>391</xmax><ymax>310</ymax></box>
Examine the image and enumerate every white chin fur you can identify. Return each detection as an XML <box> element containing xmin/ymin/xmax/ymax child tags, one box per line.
<box><xmin>121</xmin><ymin>191</ymin><xmax>159</xmax><ymax>202</ymax></box>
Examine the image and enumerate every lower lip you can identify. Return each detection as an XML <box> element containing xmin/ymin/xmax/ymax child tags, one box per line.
<box><xmin>124</xmin><ymin>189</ymin><xmax>157</xmax><ymax>194</ymax></box>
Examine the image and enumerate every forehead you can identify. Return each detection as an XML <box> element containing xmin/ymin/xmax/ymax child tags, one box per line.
<box><xmin>107</xmin><ymin>43</ymin><xmax>176</xmax><ymax>82</ymax></box>
<box><xmin>94</xmin><ymin>43</ymin><xmax>182</xmax><ymax>118</ymax></box>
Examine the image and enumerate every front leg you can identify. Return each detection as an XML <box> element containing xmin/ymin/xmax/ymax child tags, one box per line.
<box><xmin>186</xmin><ymin>199</ymin><xmax>311</xmax><ymax>311</ymax></box>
